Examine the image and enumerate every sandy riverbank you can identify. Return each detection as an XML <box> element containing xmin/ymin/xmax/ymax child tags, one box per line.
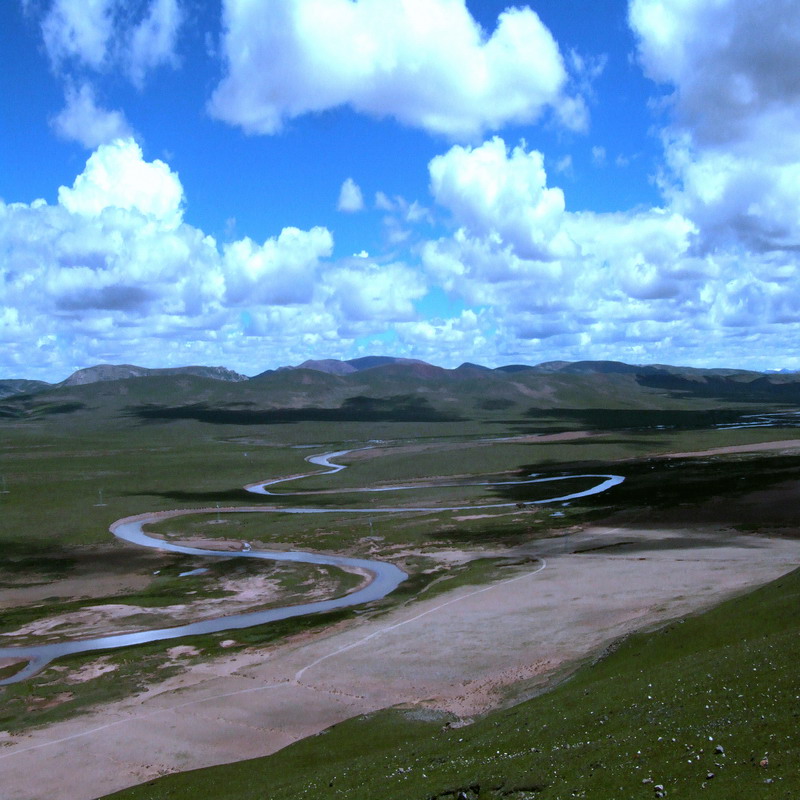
<box><xmin>2</xmin><ymin>521</ymin><xmax>798</xmax><ymax>800</ymax></box>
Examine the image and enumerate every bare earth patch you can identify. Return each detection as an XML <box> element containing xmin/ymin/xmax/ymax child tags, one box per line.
<box><xmin>0</xmin><ymin>545</ymin><xmax>364</xmax><ymax>646</ymax></box>
<box><xmin>51</xmin><ymin>657</ymin><xmax>119</xmax><ymax>684</ymax></box>
<box><xmin>0</xmin><ymin>573</ymin><xmax>284</xmax><ymax>643</ymax></box>
<box><xmin>0</xmin><ymin>546</ymin><xmax>163</xmax><ymax>608</ymax></box>
<box><xmin>1</xmin><ymin>522</ymin><xmax>798</xmax><ymax>800</ymax></box>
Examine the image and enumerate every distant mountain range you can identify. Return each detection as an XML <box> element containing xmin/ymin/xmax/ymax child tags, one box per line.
<box><xmin>1</xmin><ymin>358</ymin><xmax>799</xmax><ymax>414</ymax></box>
<box><xmin>1</xmin><ymin>356</ymin><xmax>796</xmax><ymax>396</ymax></box>
<box><xmin>0</xmin><ymin>364</ymin><xmax>247</xmax><ymax>399</ymax></box>
<box><xmin>267</xmin><ymin>356</ymin><xmax>780</xmax><ymax>379</ymax></box>
<box><xmin>276</xmin><ymin>356</ymin><xmax>429</xmax><ymax>376</ymax></box>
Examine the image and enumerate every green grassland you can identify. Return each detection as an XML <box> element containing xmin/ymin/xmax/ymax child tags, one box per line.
<box><xmin>1</xmin><ymin>366</ymin><xmax>800</xmax><ymax>764</ymax></box>
<box><xmin>0</xmin><ymin>371</ymin><xmax>701</xmax><ymax>556</ymax></box>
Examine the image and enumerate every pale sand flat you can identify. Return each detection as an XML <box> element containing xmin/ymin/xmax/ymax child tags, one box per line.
<box><xmin>2</xmin><ymin>524</ymin><xmax>798</xmax><ymax>800</ymax></box>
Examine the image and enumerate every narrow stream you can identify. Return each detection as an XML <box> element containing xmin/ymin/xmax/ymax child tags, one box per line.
<box><xmin>0</xmin><ymin>449</ymin><xmax>623</xmax><ymax>684</ymax></box>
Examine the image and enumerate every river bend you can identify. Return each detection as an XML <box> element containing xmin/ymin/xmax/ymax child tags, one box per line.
<box><xmin>0</xmin><ymin>448</ymin><xmax>623</xmax><ymax>684</ymax></box>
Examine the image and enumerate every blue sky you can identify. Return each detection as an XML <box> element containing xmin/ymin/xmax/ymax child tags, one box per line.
<box><xmin>2</xmin><ymin>0</ymin><xmax>800</xmax><ymax>381</ymax></box>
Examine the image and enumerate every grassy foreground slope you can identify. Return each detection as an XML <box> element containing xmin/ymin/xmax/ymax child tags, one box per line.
<box><xmin>106</xmin><ymin>565</ymin><xmax>800</xmax><ymax>800</ymax></box>
<box><xmin>110</xmin><ymin>571</ymin><xmax>800</xmax><ymax>800</ymax></box>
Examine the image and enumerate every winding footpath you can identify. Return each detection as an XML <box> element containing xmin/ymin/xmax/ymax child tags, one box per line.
<box><xmin>0</xmin><ymin>448</ymin><xmax>623</xmax><ymax>684</ymax></box>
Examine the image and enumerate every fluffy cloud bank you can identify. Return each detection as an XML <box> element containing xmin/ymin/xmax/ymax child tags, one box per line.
<box><xmin>9</xmin><ymin>127</ymin><xmax>800</xmax><ymax>379</ymax></box>
<box><xmin>0</xmin><ymin>139</ymin><xmax>429</xmax><ymax>378</ymax></box>
<box><xmin>630</xmin><ymin>0</ymin><xmax>800</xmax><ymax>253</ymax></box>
<box><xmin>57</xmin><ymin>139</ymin><xmax>184</xmax><ymax>226</ymax></box>
<box><xmin>630</xmin><ymin>0</ymin><xmax>800</xmax><ymax>150</ymax></box>
<box><xmin>429</xmin><ymin>137</ymin><xmax>571</xmax><ymax>260</ymax></box>
<box><xmin>209</xmin><ymin>0</ymin><xmax>581</xmax><ymax>138</ymax></box>
<box><xmin>8</xmin><ymin>0</ymin><xmax>800</xmax><ymax>376</ymax></box>
<box><xmin>403</xmin><ymin>0</ymin><xmax>800</xmax><ymax>367</ymax></box>
<box><xmin>421</xmin><ymin>131</ymin><xmax>800</xmax><ymax>364</ymax></box>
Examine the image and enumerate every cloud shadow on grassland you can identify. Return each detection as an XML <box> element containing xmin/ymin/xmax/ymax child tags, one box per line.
<box><xmin>0</xmin><ymin>399</ymin><xmax>86</xmax><ymax>419</ymax></box>
<box><xmin>636</xmin><ymin>374</ymin><xmax>800</xmax><ymax>404</ymax></box>
<box><xmin>127</xmin><ymin>395</ymin><xmax>462</xmax><ymax>425</ymax></box>
<box><xmin>522</xmin><ymin>408</ymin><xmax>749</xmax><ymax>431</ymax></box>
<box><xmin>493</xmin><ymin>454</ymin><xmax>800</xmax><ymax>530</ymax></box>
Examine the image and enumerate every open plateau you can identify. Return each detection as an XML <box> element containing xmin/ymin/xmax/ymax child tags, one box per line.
<box><xmin>1</xmin><ymin>357</ymin><xmax>799</xmax><ymax>800</ymax></box>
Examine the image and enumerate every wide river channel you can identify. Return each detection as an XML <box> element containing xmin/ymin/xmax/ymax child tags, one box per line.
<box><xmin>0</xmin><ymin>449</ymin><xmax>624</xmax><ymax>684</ymax></box>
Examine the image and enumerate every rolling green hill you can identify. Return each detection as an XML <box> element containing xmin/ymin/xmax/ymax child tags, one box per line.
<box><xmin>4</xmin><ymin>358</ymin><xmax>800</xmax><ymax>429</ymax></box>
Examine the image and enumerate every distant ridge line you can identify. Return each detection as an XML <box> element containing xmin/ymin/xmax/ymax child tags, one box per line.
<box><xmin>59</xmin><ymin>364</ymin><xmax>249</xmax><ymax>387</ymax></box>
<box><xmin>2</xmin><ymin>356</ymin><xmax>797</xmax><ymax>389</ymax></box>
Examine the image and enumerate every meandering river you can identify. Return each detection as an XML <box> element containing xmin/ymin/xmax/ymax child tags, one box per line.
<box><xmin>0</xmin><ymin>449</ymin><xmax>623</xmax><ymax>684</ymax></box>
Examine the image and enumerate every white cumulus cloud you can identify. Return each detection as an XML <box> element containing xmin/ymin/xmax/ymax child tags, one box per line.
<box><xmin>209</xmin><ymin>0</ymin><xmax>576</xmax><ymax>139</ymax></box>
<box><xmin>128</xmin><ymin>0</ymin><xmax>184</xmax><ymax>87</ymax></box>
<box><xmin>420</xmin><ymin>131</ymin><xmax>800</xmax><ymax>364</ymax></box>
<box><xmin>429</xmin><ymin>137</ymin><xmax>573</xmax><ymax>260</ymax></box>
<box><xmin>41</xmin><ymin>0</ymin><xmax>115</xmax><ymax>70</ymax></box>
<box><xmin>337</xmin><ymin>178</ymin><xmax>365</xmax><ymax>212</ymax></box>
<box><xmin>630</xmin><ymin>0</ymin><xmax>800</xmax><ymax>149</ymax></box>
<box><xmin>51</xmin><ymin>83</ymin><xmax>133</xmax><ymax>149</ymax></box>
<box><xmin>0</xmin><ymin>140</ymin><xmax>450</xmax><ymax>378</ymax></box>
<box><xmin>223</xmin><ymin>227</ymin><xmax>334</xmax><ymax>305</ymax></box>
<box><xmin>325</xmin><ymin>260</ymin><xmax>427</xmax><ymax>324</ymax></box>
<box><xmin>57</xmin><ymin>138</ymin><xmax>184</xmax><ymax>228</ymax></box>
